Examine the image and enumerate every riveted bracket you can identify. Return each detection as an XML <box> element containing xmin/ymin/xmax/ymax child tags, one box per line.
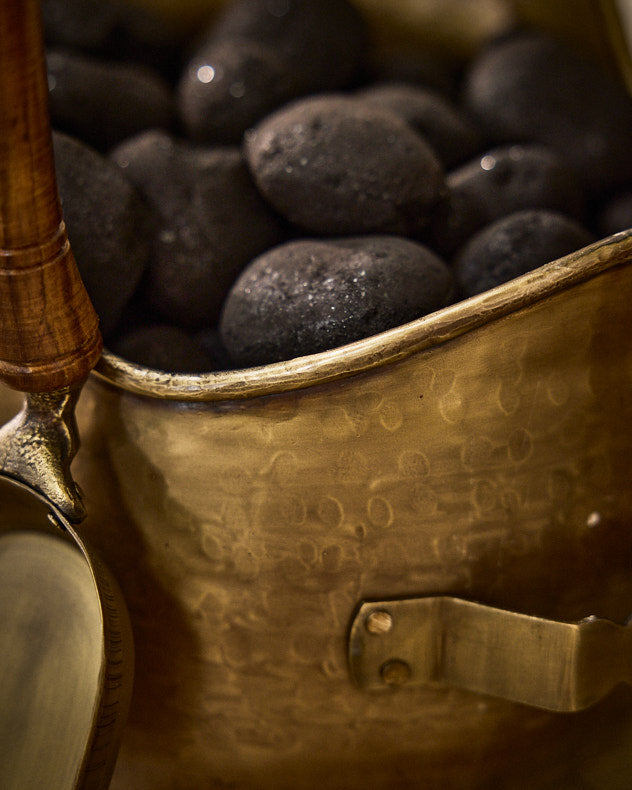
<box><xmin>348</xmin><ymin>596</ymin><xmax>632</xmax><ymax>712</ymax></box>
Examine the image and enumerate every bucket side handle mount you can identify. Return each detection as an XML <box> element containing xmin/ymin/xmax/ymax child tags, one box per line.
<box><xmin>348</xmin><ymin>596</ymin><xmax>632</xmax><ymax>712</ymax></box>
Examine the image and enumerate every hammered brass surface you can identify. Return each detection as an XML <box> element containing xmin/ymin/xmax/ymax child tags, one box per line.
<box><xmin>34</xmin><ymin>254</ymin><xmax>632</xmax><ymax>789</ymax></box>
<box><xmin>349</xmin><ymin>597</ymin><xmax>632</xmax><ymax>710</ymax></box>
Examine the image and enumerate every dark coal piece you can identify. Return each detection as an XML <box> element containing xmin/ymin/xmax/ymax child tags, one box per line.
<box><xmin>109</xmin><ymin>323</ymin><xmax>217</xmax><ymax>372</ymax></box>
<box><xmin>220</xmin><ymin>236</ymin><xmax>454</xmax><ymax>367</ymax></box>
<box><xmin>427</xmin><ymin>144</ymin><xmax>586</xmax><ymax>257</ymax></box>
<box><xmin>111</xmin><ymin>130</ymin><xmax>184</xmax><ymax>216</ymax></box>
<box><xmin>244</xmin><ymin>95</ymin><xmax>446</xmax><ymax>236</ymax></box>
<box><xmin>42</xmin><ymin>0</ymin><xmax>185</xmax><ymax>80</ymax></box>
<box><xmin>53</xmin><ymin>131</ymin><xmax>152</xmax><ymax>337</ymax></box>
<box><xmin>42</xmin><ymin>0</ymin><xmax>120</xmax><ymax>52</ymax></box>
<box><xmin>111</xmin><ymin>130</ymin><xmax>287</xmax><ymax>331</ymax></box>
<box><xmin>208</xmin><ymin>0</ymin><xmax>369</xmax><ymax>96</ymax></box>
<box><xmin>454</xmin><ymin>209</ymin><xmax>595</xmax><ymax>298</ymax></box>
<box><xmin>47</xmin><ymin>49</ymin><xmax>174</xmax><ymax>152</ymax></box>
<box><xmin>462</xmin><ymin>32</ymin><xmax>632</xmax><ymax>195</ymax></box>
<box><xmin>354</xmin><ymin>82</ymin><xmax>483</xmax><ymax>168</ymax></box>
<box><xmin>177</xmin><ymin>38</ymin><xmax>295</xmax><ymax>145</ymax></box>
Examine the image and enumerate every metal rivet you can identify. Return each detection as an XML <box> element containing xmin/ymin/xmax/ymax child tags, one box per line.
<box><xmin>586</xmin><ymin>511</ymin><xmax>601</xmax><ymax>528</ymax></box>
<box><xmin>380</xmin><ymin>659</ymin><xmax>411</xmax><ymax>686</ymax></box>
<box><xmin>365</xmin><ymin>610</ymin><xmax>393</xmax><ymax>635</ymax></box>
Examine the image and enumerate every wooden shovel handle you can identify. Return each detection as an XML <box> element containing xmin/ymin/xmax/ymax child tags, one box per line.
<box><xmin>0</xmin><ymin>0</ymin><xmax>102</xmax><ymax>393</ymax></box>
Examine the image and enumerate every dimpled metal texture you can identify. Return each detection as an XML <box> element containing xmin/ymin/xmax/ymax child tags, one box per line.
<box><xmin>41</xmin><ymin>250</ymin><xmax>632</xmax><ymax>789</ymax></box>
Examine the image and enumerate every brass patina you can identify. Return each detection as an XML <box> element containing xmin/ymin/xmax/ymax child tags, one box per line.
<box><xmin>2</xmin><ymin>1</ymin><xmax>632</xmax><ymax>787</ymax></box>
<box><xmin>56</xmin><ymin>232</ymin><xmax>632</xmax><ymax>789</ymax></box>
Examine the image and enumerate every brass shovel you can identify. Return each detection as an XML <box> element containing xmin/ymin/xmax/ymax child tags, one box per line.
<box><xmin>0</xmin><ymin>1</ymin><xmax>133</xmax><ymax>787</ymax></box>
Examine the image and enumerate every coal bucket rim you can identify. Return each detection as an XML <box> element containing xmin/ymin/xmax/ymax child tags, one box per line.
<box><xmin>94</xmin><ymin>229</ymin><xmax>632</xmax><ymax>403</ymax></box>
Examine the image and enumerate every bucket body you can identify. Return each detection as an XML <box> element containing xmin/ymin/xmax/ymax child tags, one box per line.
<box><xmin>33</xmin><ymin>238</ymin><xmax>632</xmax><ymax>789</ymax></box>
<box><xmin>2</xmin><ymin>3</ymin><xmax>632</xmax><ymax>786</ymax></box>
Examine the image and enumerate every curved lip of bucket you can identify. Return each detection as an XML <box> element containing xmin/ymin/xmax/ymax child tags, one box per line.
<box><xmin>94</xmin><ymin>230</ymin><xmax>632</xmax><ymax>403</ymax></box>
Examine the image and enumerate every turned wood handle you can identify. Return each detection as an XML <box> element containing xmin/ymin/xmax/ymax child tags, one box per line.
<box><xmin>0</xmin><ymin>0</ymin><xmax>102</xmax><ymax>393</ymax></box>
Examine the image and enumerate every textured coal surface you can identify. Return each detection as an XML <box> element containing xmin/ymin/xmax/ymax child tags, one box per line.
<box><xmin>427</xmin><ymin>144</ymin><xmax>586</xmax><ymax>257</ymax></box>
<box><xmin>354</xmin><ymin>82</ymin><xmax>483</xmax><ymax>168</ymax></box>
<box><xmin>220</xmin><ymin>236</ymin><xmax>453</xmax><ymax>367</ymax></box>
<box><xmin>207</xmin><ymin>0</ymin><xmax>369</xmax><ymax>96</ymax></box>
<box><xmin>42</xmin><ymin>2</ymin><xmax>632</xmax><ymax>372</ymax></box>
<box><xmin>244</xmin><ymin>95</ymin><xmax>446</xmax><ymax>236</ymax></box>
<box><xmin>454</xmin><ymin>209</ymin><xmax>595</xmax><ymax>297</ymax></box>
<box><xmin>110</xmin><ymin>130</ymin><xmax>287</xmax><ymax>331</ymax></box>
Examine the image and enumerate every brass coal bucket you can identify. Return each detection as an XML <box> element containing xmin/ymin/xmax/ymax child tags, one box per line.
<box><xmin>3</xmin><ymin>1</ymin><xmax>632</xmax><ymax>788</ymax></box>
<box><xmin>6</xmin><ymin>232</ymin><xmax>631</xmax><ymax>789</ymax></box>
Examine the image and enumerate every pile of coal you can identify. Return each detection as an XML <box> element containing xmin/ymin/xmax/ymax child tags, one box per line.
<box><xmin>425</xmin><ymin>144</ymin><xmax>586</xmax><ymax>258</ymax></box>
<box><xmin>177</xmin><ymin>0</ymin><xmax>369</xmax><ymax>144</ymax></box>
<box><xmin>462</xmin><ymin>31</ymin><xmax>632</xmax><ymax>196</ymax></box>
<box><xmin>44</xmin><ymin>0</ymin><xmax>632</xmax><ymax>372</ymax></box>
<box><xmin>109</xmin><ymin>130</ymin><xmax>287</xmax><ymax>331</ymax></box>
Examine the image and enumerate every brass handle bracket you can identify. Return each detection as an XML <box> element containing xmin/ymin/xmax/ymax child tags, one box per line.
<box><xmin>348</xmin><ymin>596</ymin><xmax>632</xmax><ymax>712</ymax></box>
<box><xmin>0</xmin><ymin>387</ymin><xmax>86</xmax><ymax>522</ymax></box>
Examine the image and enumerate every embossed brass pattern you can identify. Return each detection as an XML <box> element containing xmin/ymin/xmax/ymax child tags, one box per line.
<box><xmin>60</xmin><ymin>249</ymin><xmax>632</xmax><ymax>788</ymax></box>
<box><xmin>349</xmin><ymin>597</ymin><xmax>632</xmax><ymax>711</ymax></box>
